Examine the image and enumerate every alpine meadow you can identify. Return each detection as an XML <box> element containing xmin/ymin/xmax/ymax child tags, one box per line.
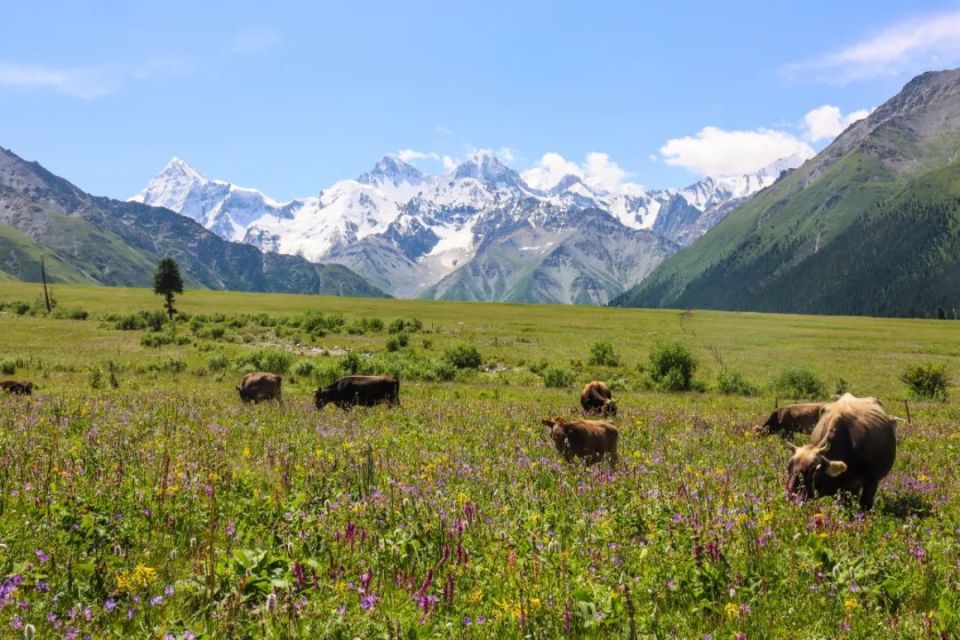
<box><xmin>4</xmin><ymin>3</ymin><xmax>960</xmax><ymax>640</ymax></box>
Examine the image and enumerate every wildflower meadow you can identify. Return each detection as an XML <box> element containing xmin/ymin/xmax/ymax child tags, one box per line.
<box><xmin>0</xmin><ymin>283</ymin><xmax>958</xmax><ymax>639</ymax></box>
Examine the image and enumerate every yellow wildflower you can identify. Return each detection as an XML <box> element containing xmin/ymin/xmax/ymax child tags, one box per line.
<box><xmin>115</xmin><ymin>571</ymin><xmax>133</xmax><ymax>593</ymax></box>
<box><xmin>242</xmin><ymin>446</ymin><xmax>251</xmax><ymax>459</ymax></box>
<box><xmin>844</xmin><ymin>598</ymin><xmax>858</xmax><ymax>613</ymax></box>
<box><xmin>132</xmin><ymin>563</ymin><xmax>157</xmax><ymax>587</ymax></box>
<box><xmin>724</xmin><ymin>602</ymin><xmax>739</xmax><ymax>619</ymax></box>
<box><xmin>470</xmin><ymin>589</ymin><xmax>483</xmax><ymax>605</ymax></box>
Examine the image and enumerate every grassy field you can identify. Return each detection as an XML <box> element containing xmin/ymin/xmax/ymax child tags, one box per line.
<box><xmin>0</xmin><ymin>282</ymin><xmax>959</xmax><ymax>639</ymax></box>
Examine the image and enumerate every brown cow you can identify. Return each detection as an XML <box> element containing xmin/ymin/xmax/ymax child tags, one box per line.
<box><xmin>0</xmin><ymin>380</ymin><xmax>34</xmax><ymax>395</ymax></box>
<box><xmin>315</xmin><ymin>375</ymin><xmax>400</xmax><ymax>409</ymax></box>
<box><xmin>541</xmin><ymin>416</ymin><xmax>619</xmax><ymax>469</ymax></box>
<box><xmin>237</xmin><ymin>372</ymin><xmax>282</xmax><ymax>403</ymax></box>
<box><xmin>784</xmin><ymin>394</ymin><xmax>896</xmax><ymax>510</ymax></box>
<box><xmin>580</xmin><ymin>381</ymin><xmax>617</xmax><ymax>417</ymax></box>
<box><xmin>756</xmin><ymin>402</ymin><xmax>826</xmax><ymax>436</ymax></box>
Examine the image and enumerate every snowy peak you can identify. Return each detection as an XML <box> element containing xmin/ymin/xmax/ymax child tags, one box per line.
<box><xmin>452</xmin><ymin>150</ymin><xmax>522</xmax><ymax>188</ymax></box>
<box><xmin>357</xmin><ymin>155</ymin><xmax>424</xmax><ymax>188</ymax></box>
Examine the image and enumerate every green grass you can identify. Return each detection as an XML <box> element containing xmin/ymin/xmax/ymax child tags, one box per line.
<box><xmin>1</xmin><ymin>283</ymin><xmax>959</xmax><ymax>638</ymax></box>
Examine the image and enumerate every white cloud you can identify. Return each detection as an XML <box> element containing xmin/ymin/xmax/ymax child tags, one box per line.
<box><xmin>230</xmin><ymin>28</ymin><xmax>282</xmax><ymax>55</ymax></box>
<box><xmin>659</xmin><ymin>126</ymin><xmax>816</xmax><ymax>177</ymax></box>
<box><xmin>521</xmin><ymin>151</ymin><xmax>633</xmax><ymax>191</ymax></box>
<box><xmin>495</xmin><ymin>146</ymin><xmax>516</xmax><ymax>164</ymax></box>
<box><xmin>802</xmin><ymin>105</ymin><xmax>872</xmax><ymax>142</ymax></box>
<box><xmin>441</xmin><ymin>155</ymin><xmax>457</xmax><ymax>171</ymax></box>
<box><xmin>0</xmin><ymin>57</ymin><xmax>194</xmax><ymax>99</ymax></box>
<box><xmin>435</xmin><ymin>125</ymin><xmax>454</xmax><ymax>136</ymax></box>
<box><xmin>0</xmin><ymin>62</ymin><xmax>121</xmax><ymax>99</ymax></box>
<box><xmin>396</xmin><ymin>149</ymin><xmax>440</xmax><ymax>163</ymax></box>
<box><xmin>784</xmin><ymin>10</ymin><xmax>960</xmax><ymax>84</ymax></box>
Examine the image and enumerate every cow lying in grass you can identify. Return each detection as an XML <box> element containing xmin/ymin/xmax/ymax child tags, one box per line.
<box><xmin>541</xmin><ymin>416</ymin><xmax>618</xmax><ymax>469</ymax></box>
<box><xmin>785</xmin><ymin>394</ymin><xmax>896</xmax><ymax>510</ymax></box>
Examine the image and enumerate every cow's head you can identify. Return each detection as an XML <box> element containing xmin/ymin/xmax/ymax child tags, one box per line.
<box><xmin>237</xmin><ymin>385</ymin><xmax>253</xmax><ymax>402</ymax></box>
<box><xmin>541</xmin><ymin>417</ymin><xmax>572</xmax><ymax>453</ymax></box>
<box><xmin>784</xmin><ymin>442</ymin><xmax>847</xmax><ymax>500</ymax></box>
<box><xmin>603</xmin><ymin>398</ymin><xmax>618</xmax><ymax>417</ymax></box>
<box><xmin>314</xmin><ymin>387</ymin><xmax>330</xmax><ymax>409</ymax></box>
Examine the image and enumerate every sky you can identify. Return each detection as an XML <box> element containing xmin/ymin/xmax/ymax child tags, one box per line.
<box><xmin>3</xmin><ymin>1</ymin><xmax>960</xmax><ymax>200</ymax></box>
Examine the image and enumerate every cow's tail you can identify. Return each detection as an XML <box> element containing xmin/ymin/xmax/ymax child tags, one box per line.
<box><xmin>394</xmin><ymin>377</ymin><xmax>401</xmax><ymax>406</ymax></box>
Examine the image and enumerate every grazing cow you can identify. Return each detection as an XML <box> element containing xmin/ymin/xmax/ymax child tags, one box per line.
<box><xmin>784</xmin><ymin>394</ymin><xmax>896</xmax><ymax>510</ymax></box>
<box><xmin>756</xmin><ymin>402</ymin><xmax>826</xmax><ymax>436</ymax></box>
<box><xmin>315</xmin><ymin>375</ymin><xmax>400</xmax><ymax>409</ymax></box>
<box><xmin>541</xmin><ymin>416</ymin><xmax>619</xmax><ymax>469</ymax></box>
<box><xmin>237</xmin><ymin>372</ymin><xmax>282</xmax><ymax>403</ymax></box>
<box><xmin>580</xmin><ymin>380</ymin><xmax>617</xmax><ymax>417</ymax></box>
<box><xmin>0</xmin><ymin>380</ymin><xmax>34</xmax><ymax>395</ymax></box>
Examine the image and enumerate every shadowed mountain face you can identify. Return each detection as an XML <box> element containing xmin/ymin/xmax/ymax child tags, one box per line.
<box><xmin>0</xmin><ymin>147</ymin><xmax>386</xmax><ymax>297</ymax></box>
<box><xmin>614</xmin><ymin>69</ymin><xmax>960</xmax><ymax>318</ymax></box>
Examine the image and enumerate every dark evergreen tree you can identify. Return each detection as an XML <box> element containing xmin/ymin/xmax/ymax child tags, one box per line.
<box><xmin>154</xmin><ymin>257</ymin><xmax>184</xmax><ymax>320</ymax></box>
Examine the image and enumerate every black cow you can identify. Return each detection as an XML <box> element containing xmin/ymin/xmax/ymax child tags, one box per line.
<box><xmin>315</xmin><ymin>375</ymin><xmax>400</xmax><ymax>409</ymax></box>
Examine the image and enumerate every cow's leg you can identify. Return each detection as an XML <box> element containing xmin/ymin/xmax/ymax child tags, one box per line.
<box><xmin>859</xmin><ymin>478</ymin><xmax>879</xmax><ymax>511</ymax></box>
<box><xmin>608</xmin><ymin>451</ymin><xmax>618</xmax><ymax>471</ymax></box>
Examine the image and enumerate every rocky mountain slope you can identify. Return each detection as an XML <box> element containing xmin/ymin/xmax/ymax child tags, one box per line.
<box><xmin>614</xmin><ymin>69</ymin><xmax>960</xmax><ymax>317</ymax></box>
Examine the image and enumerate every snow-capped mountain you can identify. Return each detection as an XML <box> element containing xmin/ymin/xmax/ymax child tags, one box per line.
<box><xmin>130</xmin><ymin>158</ymin><xmax>285</xmax><ymax>242</ymax></box>
<box><xmin>132</xmin><ymin>150</ymin><xmax>803</xmax><ymax>303</ymax></box>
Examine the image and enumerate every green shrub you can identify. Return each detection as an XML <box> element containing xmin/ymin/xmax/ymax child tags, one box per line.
<box><xmin>51</xmin><ymin>307</ymin><xmax>89</xmax><ymax>320</ymax></box>
<box><xmin>647</xmin><ymin>342</ymin><xmax>697</xmax><ymax>392</ymax></box>
<box><xmin>716</xmin><ymin>370</ymin><xmax>757</xmax><ymax>396</ymax></box>
<box><xmin>542</xmin><ymin>366</ymin><xmax>575</xmax><ymax>388</ymax></box>
<box><xmin>140</xmin><ymin>333</ymin><xmax>175</xmax><ymax>348</ymax></box>
<box><xmin>347</xmin><ymin>317</ymin><xmax>385</xmax><ymax>335</ymax></box>
<box><xmin>772</xmin><ymin>367</ymin><xmax>826</xmax><ymax>399</ymax></box>
<box><xmin>116</xmin><ymin>314</ymin><xmax>146</xmax><ymax>330</ymax></box>
<box><xmin>444</xmin><ymin>344</ymin><xmax>482</xmax><ymax>369</ymax></box>
<box><xmin>340</xmin><ymin>352</ymin><xmax>363</xmax><ymax>375</ymax></box>
<box><xmin>0</xmin><ymin>359</ymin><xmax>16</xmax><ymax>375</ymax></box>
<box><xmin>389</xmin><ymin>318</ymin><xmax>423</xmax><ymax>334</ymax></box>
<box><xmin>147</xmin><ymin>358</ymin><xmax>187</xmax><ymax>373</ymax></box>
<box><xmin>588</xmin><ymin>341</ymin><xmax>620</xmax><ymax>367</ymax></box>
<box><xmin>834</xmin><ymin>378</ymin><xmax>850</xmax><ymax>396</ymax></box>
<box><xmin>433</xmin><ymin>361</ymin><xmax>456</xmax><ymax>381</ymax></box>
<box><xmin>207</xmin><ymin>353</ymin><xmax>230</xmax><ymax>373</ymax></box>
<box><xmin>237</xmin><ymin>349</ymin><xmax>293</xmax><ymax>375</ymax></box>
<box><xmin>900</xmin><ymin>362</ymin><xmax>950</xmax><ymax>401</ymax></box>
<box><xmin>386</xmin><ymin>333</ymin><xmax>410</xmax><ymax>352</ymax></box>
<box><xmin>89</xmin><ymin>366</ymin><xmax>103</xmax><ymax>389</ymax></box>
<box><xmin>0</xmin><ymin>300</ymin><xmax>31</xmax><ymax>315</ymax></box>
<box><xmin>292</xmin><ymin>360</ymin><xmax>316</xmax><ymax>377</ymax></box>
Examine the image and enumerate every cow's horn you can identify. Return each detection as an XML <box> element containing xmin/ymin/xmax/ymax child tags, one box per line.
<box><xmin>784</xmin><ymin>441</ymin><xmax>799</xmax><ymax>452</ymax></box>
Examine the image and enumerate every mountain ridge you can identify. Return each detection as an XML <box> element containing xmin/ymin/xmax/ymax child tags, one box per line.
<box><xmin>134</xmin><ymin>149</ymin><xmax>802</xmax><ymax>303</ymax></box>
<box><xmin>0</xmin><ymin>146</ymin><xmax>387</xmax><ymax>298</ymax></box>
<box><xmin>614</xmin><ymin>68</ymin><xmax>960</xmax><ymax>317</ymax></box>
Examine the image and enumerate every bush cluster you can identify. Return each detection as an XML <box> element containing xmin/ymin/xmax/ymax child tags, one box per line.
<box><xmin>900</xmin><ymin>362</ymin><xmax>950</xmax><ymax>401</ymax></box>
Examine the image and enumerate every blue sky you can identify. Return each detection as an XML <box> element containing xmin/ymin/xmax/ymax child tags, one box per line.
<box><xmin>3</xmin><ymin>1</ymin><xmax>960</xmax><ymax>200</ymax></box>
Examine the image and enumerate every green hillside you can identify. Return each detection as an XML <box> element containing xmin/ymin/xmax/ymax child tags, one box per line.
<box><xmin>0</xmin><ymin>223</ymin><xmax>91</xmax><ymax>283</ymax></box>
<box><xmin>0</xmin><ymin>147</ymin><xmax>386</xmax><ymax>297</ymax></box>
<box><xmin>615</xmin><ymin>69</ymin><xmax>960</xmax><ymax>317</ymax></box>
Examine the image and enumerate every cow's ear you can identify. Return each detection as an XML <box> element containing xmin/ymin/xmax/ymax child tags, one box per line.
<box><xmin>821</xmin><ymin>457</ymin><xmax>847</xmax><ymax>477</ymax></box>
<box><xmin>541</xmin><ymin>419</ymin><xmax>554</xmax><ymax>428</ymax></box>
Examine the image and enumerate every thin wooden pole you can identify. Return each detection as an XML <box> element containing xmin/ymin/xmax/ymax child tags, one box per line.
<box><xmin>903</xmin><ymin>399</ymin><xmax>912</xmax><ymax>424</ymax></box>
<box><xmin>41</xmin><ymin>256</ymin><xmax>51</xmax><ymax>313</ymax></box>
